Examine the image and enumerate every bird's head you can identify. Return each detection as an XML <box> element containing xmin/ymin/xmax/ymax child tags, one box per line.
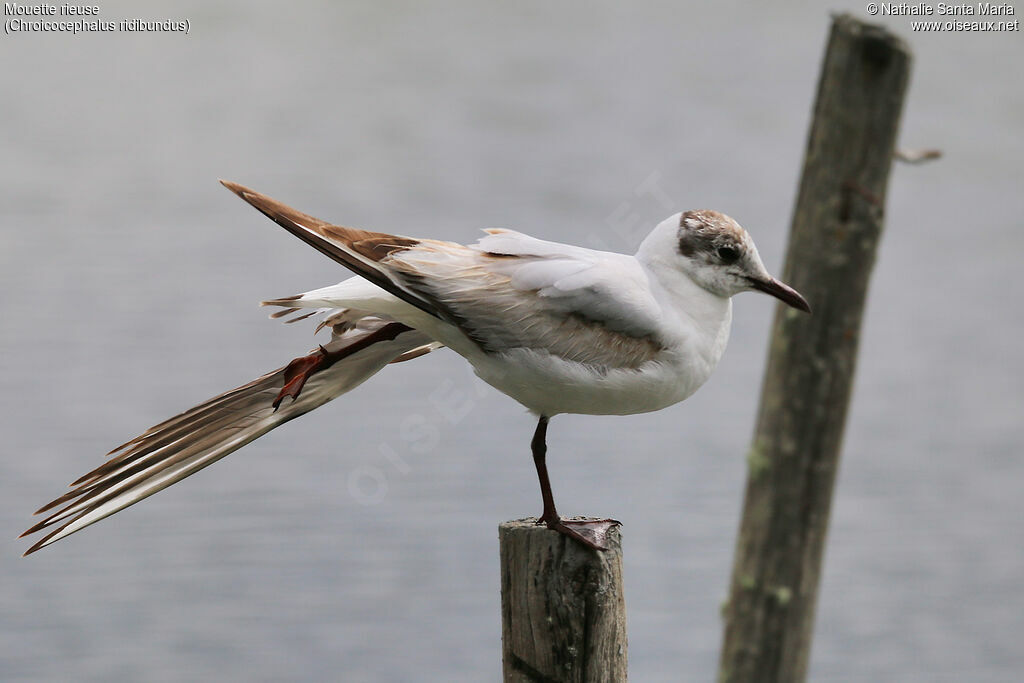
<box><xmin>639</xmin><ymin>210</ymin><xmax>811</xmax><ymax>313</ymax></box>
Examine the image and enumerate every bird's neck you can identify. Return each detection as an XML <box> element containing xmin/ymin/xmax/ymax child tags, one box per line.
<box><xmin>646</xmin><ymin>260</ymin><xmax>733</xmax><ymax>358</ymax></box>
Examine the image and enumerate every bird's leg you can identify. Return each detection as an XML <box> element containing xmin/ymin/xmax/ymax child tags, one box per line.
<box><xmin>532</xmin><ymin>416</ymin><xmax>559</xmax><ymax>523</ymax></box>
<box><xmin>273</xmin><ymin>322</ymin><xmax>414</xmax><ymax>410</ymax></box>
<box><xmin>273</xmin><ymin>347</ymin><xmax>329</xmax><ymax>410</ymax></box>
<box><xmin>531</xmin><ymin>416</ymin><xmax>620</xmax><ymax>551</ymax></box>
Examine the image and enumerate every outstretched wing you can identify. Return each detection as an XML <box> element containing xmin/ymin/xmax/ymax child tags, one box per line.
<box><xmin>220</xmin><ymin>181</ymin><xmax>486</xmax><ymax>344</ymax></box>
<box><xmin>225</xmin><ymin>183</ymin><xmax>667</xmax><ymax>369</ymax></box>
<box><xmin>21</xmin><ymin>319</ymin><xmax>434</xmax><ymax>555</ymax></box>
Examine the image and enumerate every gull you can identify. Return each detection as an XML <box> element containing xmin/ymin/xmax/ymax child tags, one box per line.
<box><xmin>21</xmin><ymin>181</ymin><xmax>810</xmax><ymax>555</ymax></box>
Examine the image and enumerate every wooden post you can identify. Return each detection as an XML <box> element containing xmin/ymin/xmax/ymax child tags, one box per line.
<box><xmin>718</xmin><ymin>14</ymin><xmax>911</xmax><ymax>683</ymax></box>
<box><xmin>500</xmin><ymin>519</ymin><xmax>627</xmax><ymax>682</ymax></box>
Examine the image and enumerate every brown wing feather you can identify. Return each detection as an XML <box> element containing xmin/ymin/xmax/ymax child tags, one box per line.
<box><xmin>220</xmin><ymin>180</ymin><xmax>492</xmax><ymax>349</ymax></box>
<box><xmin>219</xmin><ymin>181</ymin><xmax>439</xmax><ymax>319</ymax></box>
<box><xmin>21</xmin><ymin>320</ymin><xmax>433</xmax><ymax>555</ymax></box>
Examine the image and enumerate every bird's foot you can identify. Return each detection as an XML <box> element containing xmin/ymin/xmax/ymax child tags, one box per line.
<box><xmin>536</xmin><ymin>515</ymin><xmax>621</xmax><ymax>551</ymax></box>
<box><xmin>273</xmin><ymin>347</ymin><xmax>328</xmax><ymax>410</ymax></box>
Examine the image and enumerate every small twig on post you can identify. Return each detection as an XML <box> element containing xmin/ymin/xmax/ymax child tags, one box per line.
<box><xmin>894</xmin><ymin>147</ymin><xmax>942</xmax><ymax>164</ymax></box>
<box><xmin>500</xmin><ymin>519</ymin><xmax>627</xmax><ymax>682</ymax></box>
<box><xmin>718</xmin><ymin>14</ymin><xmax>912</xmax><ymax>683</ymax></box>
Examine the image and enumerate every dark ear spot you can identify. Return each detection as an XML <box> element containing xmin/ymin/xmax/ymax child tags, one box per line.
<box><xmin>678</xmin><ymin>232</ymin><xmax>697</xmax><ymax>257</ymax></box>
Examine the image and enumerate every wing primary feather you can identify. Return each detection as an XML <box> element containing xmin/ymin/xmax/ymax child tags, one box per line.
<box><xmin>219</xmin><ymin>181</ymin><xmax>445</xmax><ymax>322</ymax></box>
<box><xmin>21</xmin><ymin>320</ymin><xmax>434</xmax><ymax>555</ymax></box>
<box><xmin>220</xmin><ymin>181</ymin><xmax>492</xmax><ymax>351</ymax></box>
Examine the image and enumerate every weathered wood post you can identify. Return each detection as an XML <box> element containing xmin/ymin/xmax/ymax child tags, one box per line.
<box><xmin>500</xmin><ymin>519</ymin><xmax>627</xmax><ymax>682</ymax></box>
<box><xmin>718</xmin><ymin>14</ymin><xmax>912</xmax><ymax>683</ymax></box>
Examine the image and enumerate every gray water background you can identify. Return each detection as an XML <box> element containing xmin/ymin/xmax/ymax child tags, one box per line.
<box><xmin>2</xmin><ymin>1</ymin><xmax>1022</xmax><ymax>681</ymax></box>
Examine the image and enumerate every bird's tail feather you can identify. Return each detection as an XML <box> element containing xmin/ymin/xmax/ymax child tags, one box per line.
<box><xmin>21</xmin><ymin>319</ymin><xmax>435</xmax><ymax>556</ymax></box>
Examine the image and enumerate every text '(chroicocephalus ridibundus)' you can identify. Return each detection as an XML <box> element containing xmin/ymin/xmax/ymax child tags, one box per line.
<box><xmin>21</xmin><ymin>181</ymin><xmax>810</xmax><ymax>555</ymax></box>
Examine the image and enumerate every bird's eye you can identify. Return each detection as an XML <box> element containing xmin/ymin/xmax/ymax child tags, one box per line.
<box><xmin>717</xmin><ymin>246</ymin><xmax>740</xmax><ymax>264</ymax></box>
